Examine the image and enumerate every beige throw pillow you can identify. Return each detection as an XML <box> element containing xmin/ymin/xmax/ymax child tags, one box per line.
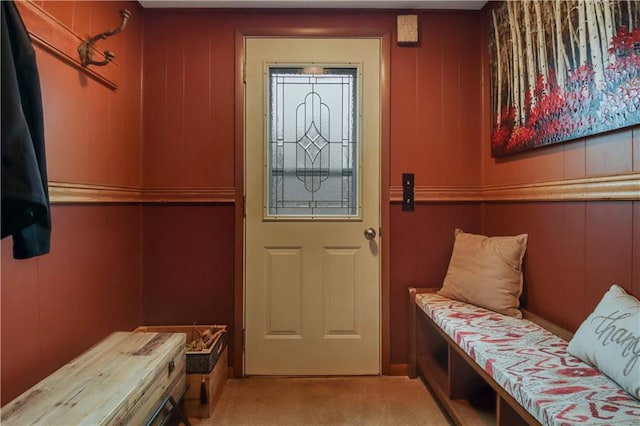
<box><xmin>567</xmin><ymin>284</ymin><xmax>640</xmax><ymax>400</ymax></box>
<box><xmin>438</xmin><ymin>229</ymin><xmax>528</xmax><ymax>318</ymax></box>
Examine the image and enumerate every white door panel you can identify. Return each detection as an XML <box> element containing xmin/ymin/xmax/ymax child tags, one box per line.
<box><xmin>245</xmin><ymin>37</ymin><xmax>380</xmax><ymax>375</ymax></box>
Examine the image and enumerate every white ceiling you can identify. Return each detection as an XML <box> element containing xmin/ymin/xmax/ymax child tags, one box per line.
<box><xmin>138</xmin><ymin>0</ymin><xmax>487</xmax><ymax>10</ymax></box>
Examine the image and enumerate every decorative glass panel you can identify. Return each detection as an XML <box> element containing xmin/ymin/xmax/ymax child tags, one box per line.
<box><xmin>267</xmin><ymin>67</ymin><xmax>358</xmax><ymax>217</ymax></box>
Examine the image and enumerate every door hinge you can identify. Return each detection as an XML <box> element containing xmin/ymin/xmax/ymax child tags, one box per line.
<box><xmin>379</xmin><ymin>227</ymin><xmax>382</xmax><ymax>238</ymax></box>
<box><xmin>243</xmin><ymin>61</ymin><xmax>247</xmax><ymax>84</ymax></box>
<box><xmin>243</xmin><ymin>196</ymin><xmax>246</xmax><ymax>217</ymax></box>
<box><xmin>242</xmin><ymin>329</ymin><xmax>246</xmax><ymax>353</ymax></box>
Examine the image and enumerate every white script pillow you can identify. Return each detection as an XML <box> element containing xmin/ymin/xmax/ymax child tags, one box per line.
<box><xmin>567</xmin><ymin>284</ymin><xmax>640</xmax><ymax>399</ymax></box>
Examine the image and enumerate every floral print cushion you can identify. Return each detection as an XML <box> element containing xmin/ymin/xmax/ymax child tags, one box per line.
<box><xmin>415</xmin><ymin>293</ymin><xmax>640</xmax><ymax>426</ymax></box>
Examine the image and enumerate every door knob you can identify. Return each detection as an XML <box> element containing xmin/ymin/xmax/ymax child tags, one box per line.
<box><xmin>364</xmin><ymin>227</ymin><xmax>376</xmax><ymax>240</ymax></box>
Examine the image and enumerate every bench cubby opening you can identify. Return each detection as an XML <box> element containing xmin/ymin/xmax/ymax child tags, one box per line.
<box><xmin>416</xmin><ymin>304</ymin><xmax>497</xmax><ymax>425</ymax></box>
<box><xmin>409</xmin><ymin>287</ymin><xmax>544</xmax><ymax>425</ymax></box>
<box><xmin>497</xmin><ymin>396</ymin><xmax>530</xmax><ymax>426</ymax></box>
<box><xmin>448</xmin><ymin>343</ymin><xmax>496</xmax><ymax>425</ymax></box>
<box><xmin>416</xmin><ymin>310</ymin><xmax>449</xmax><ymax>395</ymax></box>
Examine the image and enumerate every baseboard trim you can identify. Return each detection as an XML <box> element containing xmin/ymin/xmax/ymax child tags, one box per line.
<box><xmin>388</xmin><ymin>363</ymin><xmax>408</xmax><ymax>376</ymax></box>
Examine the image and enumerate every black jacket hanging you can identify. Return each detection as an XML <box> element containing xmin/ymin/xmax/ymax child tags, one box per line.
<box><xmin>1</xmin><ymin>0</ymin><xmax>51</xmax><ymax>259</ymax></box>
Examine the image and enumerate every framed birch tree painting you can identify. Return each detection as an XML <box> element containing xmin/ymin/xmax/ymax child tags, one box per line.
<box><xmin>489</xmin><ymin>0</ymin><xmax>640</xmax><ymax>157</ymax></box>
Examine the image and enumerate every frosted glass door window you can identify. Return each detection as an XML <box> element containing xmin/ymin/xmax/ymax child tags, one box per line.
<box><xmin>268</xmin><ymin>67</ymin><xmax>358</xmax><ymax>217</ymax></box>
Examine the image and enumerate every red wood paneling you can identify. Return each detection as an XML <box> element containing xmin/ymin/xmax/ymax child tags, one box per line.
<box><xmin>35</xmin><ymin>1</ymin><xmax>143</xmax><ymax>186</ymax></box>
<box><xmin>71</xmin><ymin>1</ymin><xmax>92</xmax><ymax>42</ymax></box>
<box><xmin>141</xmin><ymin>10</ymin><xmax>485</xmax><ymax>372</ymax></box>
<box><xmin>1</xmin><ymin>1</ymin><xmax>144</xmax><ymax>405</ymax></box>
<box><xmin>389</xmin><ymin>203</ymin><xmax>481</xmax><ymax>364</ymax></box>
<box><xmin>482</xmin><ymin>203</ymin><xmax>570</xmax><ymax>327</ymax></box>
<box><xmin>142</xmin><ymin>12</ymin><xmax>239</xmax><ymax>188</ymax></box>
<box><xmin>41</xmin><ymin>1</ymin><xmax>73</xmax><ymax>29</ymax></box>
<box><xmin>143</xmin><ymin>10</ymin><xmax>481</xmax><ymax>190</ymax></box>
<box><xmin>390</xmin><ymin>43</ymin><xmax>418</xmax><ymax>179</ymax></box>
<box><xmin>633</xmin><ymin>202</ymin><xmax>640</xmax><ymax>296</ymax></box>
<box><xmin>585</xmin><ymin>129</ymin><xmax>634</xmax><ymax>176</ymax></box>
<box><xmin>70</xmin><ymin>8</ymin><xmax>640</xmax><ymax>377</ymax></box>
<box><xmin>561</xmin><ymin>202</ymin><xmax>587</xmax><ymax>330</ymax></box>
<box><xmin>0</xmin><ymin>245</ymin><xmax>41</xmax><ymax>406</ymax></box>
<box><xmin>478</xmin><ymin>5</ymin><xmax>639</xmax><ymax>339</ymax></box>
<box><xmin>584</xmin><ymin>202</ymin><xmax>634</xmax><ymax>309</ymax></box>
<box><xmin>634</xmin><ymin>127</ymin><xmax>640</xmax><ymax>172</ymax></box>
<box><xmin>4</xmin><ymin>3</ymin><xmax>635</xmax><ymax>386</ymax></box>
<box><xmin>141</xmin><ymin>10</ymin><xmax>485</xmax><ymax>371</ymax></box>
<box><xmin>482</xmin><ymin>201</ymin><xmax>639</xmax><ymax>333</ymax></box>
<box><xmin>36</xmin><ymin>46</ymin><xmax>83</xmax><ymax>182</ymax></box>
<box><xmin>563</xmin><ymin>138</ymin><xmax>587</xmax><ymax>179</ymax></box>
<box><xmin>141</xmin><ymin>204</ymin><xmax>235</xmax><ymax>360</ymax></box>
<box><xmin>391</xmin><ymin>12</ymin><xmax>481</xmax><ymax>187</ymax></box>
<box><xmin>1</xmin><ymin>205</ymin><xmax>142</xmax><ymax>405</ymax></box>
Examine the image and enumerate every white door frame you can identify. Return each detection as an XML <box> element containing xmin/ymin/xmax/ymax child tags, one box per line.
<box><xmin>233</xmin><ymin>28</ymin><xmax>391</xmax><ymax>378</ymax></box>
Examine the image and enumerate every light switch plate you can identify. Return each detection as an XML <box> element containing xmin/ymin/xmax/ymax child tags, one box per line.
<box><xmin>402</xmin><ymin>173</ymin><xmax>414</xmax><ymax>211</ymax></box>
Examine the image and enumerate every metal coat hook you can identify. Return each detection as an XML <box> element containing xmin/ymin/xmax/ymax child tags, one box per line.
<box><xmin>78</xmin><ymin>9</ymin><xmax>131</xmax><ymax>67</ymax></box>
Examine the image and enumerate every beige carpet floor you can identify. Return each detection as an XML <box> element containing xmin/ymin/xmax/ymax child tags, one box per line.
<box><xmin>188</xmin><ymin>376</ymin><xmax>452</xmax><ymax>425</ymax></box>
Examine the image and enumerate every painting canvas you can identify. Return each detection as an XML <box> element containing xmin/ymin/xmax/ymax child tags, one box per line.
<box><xmin>489</xmin><ymin>0</ymin><xmax>640</xmax><ymax>157</ymax></box>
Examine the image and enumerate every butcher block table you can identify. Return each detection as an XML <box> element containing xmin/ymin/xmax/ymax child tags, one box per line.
<box><xmin>1</xmin><ymin>331</ymin><xmax>187</xmax><ymax>425</ymax></box>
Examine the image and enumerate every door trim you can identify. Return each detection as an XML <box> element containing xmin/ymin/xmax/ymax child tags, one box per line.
<box><xmin>234</xmin><ymin>27</ymin><xmax>391</xmax><ymax>377</ymax></box>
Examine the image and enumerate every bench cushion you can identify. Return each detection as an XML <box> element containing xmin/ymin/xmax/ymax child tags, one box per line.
<box><xmin>416</xmin><ymin>293</ymin><xmax>640</xmax><ymax>426</ymax></box>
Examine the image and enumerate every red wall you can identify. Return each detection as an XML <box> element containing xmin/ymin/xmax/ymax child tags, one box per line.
<box><xmin>390</xmin><ymin>204</ymin><xmax>482</xmax><ymax>364</ymax></box>
<box><xmin>388</xmin><ymin>11</ymin><xmax>482</xmax><ymax>364</ymax></box>
<box><xmin>36</xmin><ymin>0</ymin><xmax>144</xmax><ymax>186</ymax></box>
<box><xmin>141</xmin><ymin>204</ymin><xmax>236</xmax><ymax>360</ymax></box>
<box><xmin>479</xmin><ymin>127</ymin><xmax>640</xmax><ymax>332</ymax></box>
<box><xmin>140</xmin><ymin>8</ymin><xmax>484</xmax><ymax>369</ymax></box>
<box><xmin>1</xmin><ymin>1</ymin><xmax>144</xmax><ymax>405</ymax></box>
<box><xmin>2</xmin><ymin>2</ymin><xmax>637</xmax><ymax>405</ymax></box>
<box><xmin>391</xmin><ymin>12</ymin><xmax>481</xmax><ymax>187</ymax></box>
<box><xmin>478</xmin><ymin>6</ymin><xmax>640</xmax><ymax>333</ymax></box>
<box><xmin>141</xmin><ymin>9</ymin><xmax>482</xmax><ymax>188</ymax></box>
<box><xmin>140</xmin><ymin>6</ymin><xmax>640</xmax><ymax>370</ymax></box>
<box><xmin>1</xmin><ymin>206</ymin><xmax>142</xmax><ymax>405</ymax></box>
<box><xmin>482</xmin><ymin>201</ymin><xmax>640</xmax><ymax>331</ymax></box>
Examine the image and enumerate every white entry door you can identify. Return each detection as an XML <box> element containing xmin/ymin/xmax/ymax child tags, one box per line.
<box><xmin>244</xmin><ymin>38</ymin><xmax>381</xmax><ymax>375</ymax></box>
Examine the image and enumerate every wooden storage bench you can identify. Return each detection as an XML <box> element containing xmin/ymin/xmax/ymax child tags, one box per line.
<box><xmin>409</xmin><ymin>288</ymin><xmax>640</xmax><ymax>426</ymax></box>
<box><xmin>135</xmin><ymin>324</ymin><xmax>228</xmax><ymax>419</ymax></box>
<box><xmin>410</xmin><ymin>290</ymin><xmax>531</xmax><ymax>425</ymax></box>
<box><xmin>1</xmin><ymin>332</ymin><xmax>187</xmax><ymax>425</ymax></box>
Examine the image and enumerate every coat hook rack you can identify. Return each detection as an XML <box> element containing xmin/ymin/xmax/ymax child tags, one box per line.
<box><xmin>78</xmin><ymin>9</ymin><xmax>131</xmax><ymax>68</ymax></box>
